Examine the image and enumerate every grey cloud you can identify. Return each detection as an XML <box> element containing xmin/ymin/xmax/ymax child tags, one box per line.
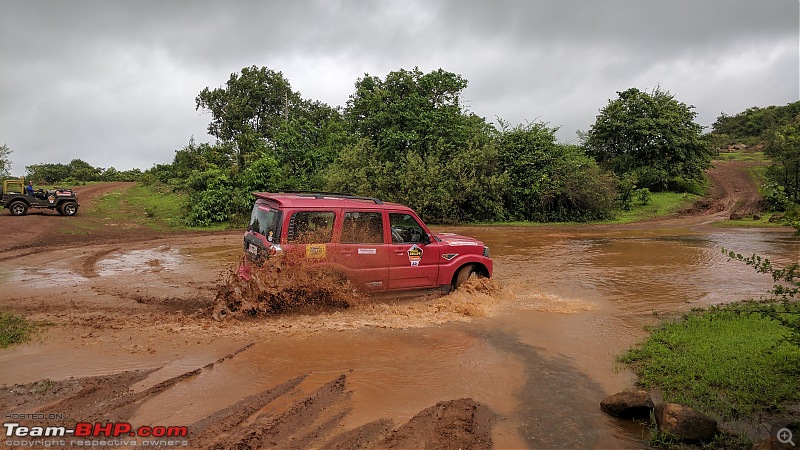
<box><xmin>0</xmin><ymin>0</ymin><xmax>797</xmax><ymax>173</ymax></box>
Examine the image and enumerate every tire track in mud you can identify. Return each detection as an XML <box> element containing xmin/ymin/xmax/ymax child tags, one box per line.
<box><xmin>1</xmin><ymin>341</ymin><xmax>496</xmax><ymax>449</ymax></box>
<box><xmin>76</xmin><ymin>247</ymin><xmax>121</xmax><ymax>278</ymax></box>
<box><xmin>0</xmin><ymin>343</ymin><xmax>256</xmax><ymax>425</ymax></box>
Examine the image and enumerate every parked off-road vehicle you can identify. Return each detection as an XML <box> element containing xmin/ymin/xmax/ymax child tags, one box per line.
<box><xmin>241</xmin><ymin>191</ymin><xmax>492</xmax><ymax>293</ymax></box>
<box><xmin>1</xmin><ymin>178</ymin><xmax>79</xmax><ymax>216</ymax></box>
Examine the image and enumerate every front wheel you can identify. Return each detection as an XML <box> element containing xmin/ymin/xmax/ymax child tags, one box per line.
<box><xmin>9</xmin><ymin>201</ymin><xmax>28</xmax><ymax>216</ymax></box>
<box><xmin>453</xmin><ymin>265</ymin><xmax>477</xmax><ymax>290</ymax></box>
<box><xmin>61</xmin><ymin>202</ymin><xmax>78</xmax><ymax>216</ymax></box>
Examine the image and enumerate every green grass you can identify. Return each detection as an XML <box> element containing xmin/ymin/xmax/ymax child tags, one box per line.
<box><xmin>608</xmin><ymin>192</ymin><xmax>700</xmax><ymax>224</ymax></box>
<box><xmin>75</xmin><ymin>182</ymin><xmax>235</xmax><ymax>233</ymax></box>
<box><xmin>620</xmin><ymin>300</ymin><xmax>800</xmax><ymax>422</ymax></box>
<box><xmin>124</xmin><ymin>183</ymin><xmax>187</xmax><ymax>230</ymax></box>
<box><xmin>0</xmin><ymin>311</ymin><xmax>34</xmax><ymax>348</ymax></box>
<box><xmin>713</xmin><ymin>150</ymin><xmax>767</xmax><ymax>163</ymax></box>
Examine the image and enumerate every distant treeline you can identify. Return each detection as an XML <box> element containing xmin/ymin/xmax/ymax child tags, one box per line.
<box><xmin>141</xmin><ymin>66</ymin><xmax>715</xmax><ymax>226</ymax></box>
<box><xmin>708</xmin><ymin>100</ymin><xmax>800</xmax><ymax>147</ymax></box>
<box><xmin>25</xmin><ymin>159</ymin><xmax>142</xmax><ymax>184</ymax></box>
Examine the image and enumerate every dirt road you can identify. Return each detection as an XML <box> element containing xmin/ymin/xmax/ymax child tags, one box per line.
<box><xmin>0</xmin><ymin>161</ymin><xmax>773</xmax><ymax>449</ymax></box>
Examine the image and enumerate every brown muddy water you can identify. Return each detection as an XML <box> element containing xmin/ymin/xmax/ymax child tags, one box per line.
<box><xmin>2</xmin><ymin>225</ymin><xmax>799</xmax><ymax>448</ymax></box>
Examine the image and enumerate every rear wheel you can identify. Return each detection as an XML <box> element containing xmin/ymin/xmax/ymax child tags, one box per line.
<box><xmin>61</xmin><ymin>202</ymin><xmax>78</xmax><ymax>216</ymax></box>
<box><xmin>9</xmin><ymin>201</ymin><xmax>28</xmax><ymax>216</ymax></box>
<box><xmin>453</xmin><ymin>265</ymin><xmax>477</xmax><ymax>290</ymax></box>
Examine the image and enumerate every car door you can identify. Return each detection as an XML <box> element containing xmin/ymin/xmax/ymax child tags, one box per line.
<box><xmin>387</xmin><ymin>212</ymin><xmax>440</xmax><ymax>290</ymax></box>
<box><xmin>338</xmin><ymin>210</ymin><xmax>389</xmax><ymax>290</ymax></box>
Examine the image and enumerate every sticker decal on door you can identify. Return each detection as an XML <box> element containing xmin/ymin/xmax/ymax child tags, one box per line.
<box><xmin>407</xmin><ymin>244</ymin><xmax>423</xmax><ymax>266</ymax></box>
<box><xmin>305</xmin><ymin>244</ymin><xmax>327</xmax><ymax>259</ymax></box>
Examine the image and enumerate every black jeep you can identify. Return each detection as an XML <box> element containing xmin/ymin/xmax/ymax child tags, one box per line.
<box><xmin>1</xmin><ymin>178</ymin><xmax>79</xmax><ymax>216</ymax></box>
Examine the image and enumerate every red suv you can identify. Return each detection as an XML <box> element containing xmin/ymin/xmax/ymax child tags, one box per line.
<box><xmin>242</xmin><ymin>192</ymin><xmax>492</xmax><ymax>292</ymax></box>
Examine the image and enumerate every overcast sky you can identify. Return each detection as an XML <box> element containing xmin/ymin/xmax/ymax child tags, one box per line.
<box><xmin>1</xmin><ymin>0</ymin><xmax>798</xmax><ymax>175</ymax></box>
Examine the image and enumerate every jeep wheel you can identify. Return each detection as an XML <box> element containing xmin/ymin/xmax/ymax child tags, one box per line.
<box><xmin>61</xmin><ymin>202</ymin><xmax>78</xmax><ymax>216</ymax></box>
<box><xmin>9</xmin><ymin>201</ymin><xmax>28</xmax><ymax>216</ymax></box>
<box><xmin>453</xmin><ymin>265</ymin><xmax>477</xmax><ymax>289</ymax></box>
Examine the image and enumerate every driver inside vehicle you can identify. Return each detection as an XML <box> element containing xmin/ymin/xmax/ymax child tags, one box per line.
<box><xmin>390</xmin><ymin>213</ymin><xmax>426</xmax><ymax>244</ymax></box>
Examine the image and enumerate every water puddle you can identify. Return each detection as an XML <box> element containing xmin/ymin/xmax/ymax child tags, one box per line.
<box><xmin>96</xmin><ymin>246</ymin><xmax>184</xmax><ymax>276</ymax></box>
<box><xmin>7</xmin><ymin>267</ymin><xmax>87</xmax><ymax>287</ymax></box>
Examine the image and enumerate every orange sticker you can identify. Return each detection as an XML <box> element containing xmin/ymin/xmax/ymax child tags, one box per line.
<box><xmin>305</xmin><ymin>244</ymin><xmax>327</xmax><ymax>259</ymax></box>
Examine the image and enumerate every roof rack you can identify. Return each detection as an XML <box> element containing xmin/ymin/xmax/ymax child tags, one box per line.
<box><xmin>276</xmin><ymin>190</ymin><xmax>384</xmax><ymax>205</ymax></box>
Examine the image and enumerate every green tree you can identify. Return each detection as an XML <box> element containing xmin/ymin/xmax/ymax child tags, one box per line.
<box><xmin>68</xmin><ymin>159</ymin><xmax>101</xmax><ymax>182</ymax></box>
<box><xmin>196</xmin><ymin>66</ymin><xmax>302</xmax><ymax>168</ymax></box>
<box><xmin>0</xmin><ymin>144</ymin><xmax>11</xmax><ymax>177</ymax></box>
<box><xmin>345</xmin><ymin>67</ymin><xmax>488</xmax><ymax>163</ymax></box>
<box><xmin>499</xmin><ymin>122</ymin><xmax>616</xmax><ymax>222</ymax></box>
<box><xmin>195</xmin><ymin>66</ymin><xmax>343</xmax><ymax>191</ymax></box>
<box><xmin>585</xmin><ymin>87</ymin><xmax>712</xmax><ymax>191</ymax></box>
<box><xmin>764</xmin><ymin>117</ymin><xmax>800</xmax><ymax>202</ymax></box>
<box><xmin>26</xmin><ymin>163</ymin><xmax>70</xmax><ymax>183</ymax></box>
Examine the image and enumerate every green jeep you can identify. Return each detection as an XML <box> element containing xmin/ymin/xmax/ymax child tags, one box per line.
<box><xmin>1</xmin><ymin>178</ymin><xmax>79</xmax><ymax>216</ymax></box>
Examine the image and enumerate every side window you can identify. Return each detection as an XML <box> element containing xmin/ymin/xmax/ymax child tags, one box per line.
<box><xmin>341</xmin><ymin>212</ymin><xmax>384</xmax><ymax>244</ymax></box>
<box><xmin>389</xmin><ymin>213</ymin><xmax>425</xmax><ymax>244</ymax></box>
<box><xmin>287</xmin><ymin>211</ymin><xmax>335</xmax><ymax>243</ymax></box>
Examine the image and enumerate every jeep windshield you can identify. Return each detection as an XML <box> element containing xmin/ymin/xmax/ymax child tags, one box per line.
<box><xmin>248</xmin><ymin>203</ymin><xmax>281</xmax><ymax>243</ymax></box>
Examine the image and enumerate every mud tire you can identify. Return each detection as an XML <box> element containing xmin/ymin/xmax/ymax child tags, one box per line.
<box><xmin>61</xmin><ymin>202</ymin><xmax>78</xmax><ymax>216</ymax></box>
<box><xmin>9</xmin><ymin>201</ymin><xmax>28</xmax><ymax>216</ymax></box>
<box><xmin>453</xmin><ymin>265</ymin><xmax>476</xmax><ymax>290</ymax></box>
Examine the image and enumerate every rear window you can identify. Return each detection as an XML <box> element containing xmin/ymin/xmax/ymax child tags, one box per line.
<box><xmin>341</xmin><ymin>211</ymin><xmax>384</xmax><ymax>244</ymax></box>
<box><xmin>287</xmin><ymin>211</ymin><xmax>335</xmax><ymax>243</ymax></box>
<box><xmin>248</xmin><ymin>203</ymin><xmax>281</xmax><ymax>243</ymax></box>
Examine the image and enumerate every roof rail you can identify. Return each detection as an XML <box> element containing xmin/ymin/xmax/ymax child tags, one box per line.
<box><xmin>275</xmin><ymin>190</ymin><xmax>384</xmax><ymax>205</ymax></box>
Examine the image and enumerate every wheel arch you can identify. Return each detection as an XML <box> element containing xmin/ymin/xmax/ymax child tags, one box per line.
<box><xmin>5</xmin><ymin>196</ymin><xmax>30</xmax><ymax>207</ymax></box>
<box><xmin>450</xmin><ymin>262</ymin><xmax>490</xmax><ymax>286</ymax></box>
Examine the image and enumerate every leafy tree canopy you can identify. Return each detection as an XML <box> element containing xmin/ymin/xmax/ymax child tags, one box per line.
<box><xmin>0</xmin><ymin>144</ymin><xmax>11</xmax><ymax>177</ymax></box>
<box><xmin>499</xmin><ymin>121</ymin><xmax>616</xmax><ymax>222</ymax></box>
<box><xmin>585</xmin><ymin>87</ymin><xmax>712</xmax><ymax>191</ymax></box>
<box><xmin>344</xmin><ymin>67</ymin><xmax>490</xmax><ymax>163</ymax></box>
<box><xmin>765</xmin><ymin>116</ymin><xmax>800</xmax><ymax>203</ymax></box>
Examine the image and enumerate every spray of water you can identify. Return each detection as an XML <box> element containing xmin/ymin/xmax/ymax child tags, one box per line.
<box><xmin>213</xmin><ymin>256</ymin><xmax>365</xmax><ymax>320</ymax></box>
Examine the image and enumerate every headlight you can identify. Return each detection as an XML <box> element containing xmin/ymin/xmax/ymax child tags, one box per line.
<box><xmin>482</xmin><ymin>245</ymin><xmax>490</xmax><ymax>258</ymax></box>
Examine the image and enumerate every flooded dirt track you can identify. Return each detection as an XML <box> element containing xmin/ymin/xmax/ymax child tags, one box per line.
<box><xmin>1</xmin><ymin>180</ymin><xmax>800</xmax><ymax>448</ymax></box>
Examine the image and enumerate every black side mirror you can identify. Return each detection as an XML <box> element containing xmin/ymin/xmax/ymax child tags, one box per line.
<box><xmin>422</xmin><ymin>233</ymin><xmax>431</xmax><ymax>245</ymax></box>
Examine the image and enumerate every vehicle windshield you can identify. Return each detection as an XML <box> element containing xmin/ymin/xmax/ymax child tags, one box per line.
<box><xmin>248</xmin><ymin>203</ymin><xmax>281</xmax><ymax>243</ymax></box>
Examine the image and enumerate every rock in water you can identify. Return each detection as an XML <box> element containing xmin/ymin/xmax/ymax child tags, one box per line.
<box><xmin>600</xmin><ymin>391</ymin><xmax>654</xmax><ymax>419</ymax></box>
<box><xmin>654</xmin><ymin>403</ymin><xmax>717</xmax><ymax>442</ymax></box>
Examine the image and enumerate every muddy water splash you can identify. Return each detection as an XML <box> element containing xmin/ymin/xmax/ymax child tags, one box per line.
<box><xmin>212</xmin><ymin>257</ymin><xmax>366</xmax><ymax>320</ymax></box>
<box><xmin>212</xmin><ymin>253</ymin><xmax>508</xmax><ymax>326</ymax></box>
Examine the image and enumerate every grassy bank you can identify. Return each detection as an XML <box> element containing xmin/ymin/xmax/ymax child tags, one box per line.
<box><xmin>620</xmin><ymin>300</ymin><xmax>800</xmax><ymax>445</ymax></box>
<box><xmin>71</xmin><ymin>182</ymin><xmax>237</xmax><ymax>233</ymax></box>
<box><xmin>607</xmin><ymin>191</ymin><xmax>700</xmax><ymax>224</ymax></box>
<box><xmin>0</xmin><ymin>311</ymin><xmax>34</xmax><ymax>348</ymax></box>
